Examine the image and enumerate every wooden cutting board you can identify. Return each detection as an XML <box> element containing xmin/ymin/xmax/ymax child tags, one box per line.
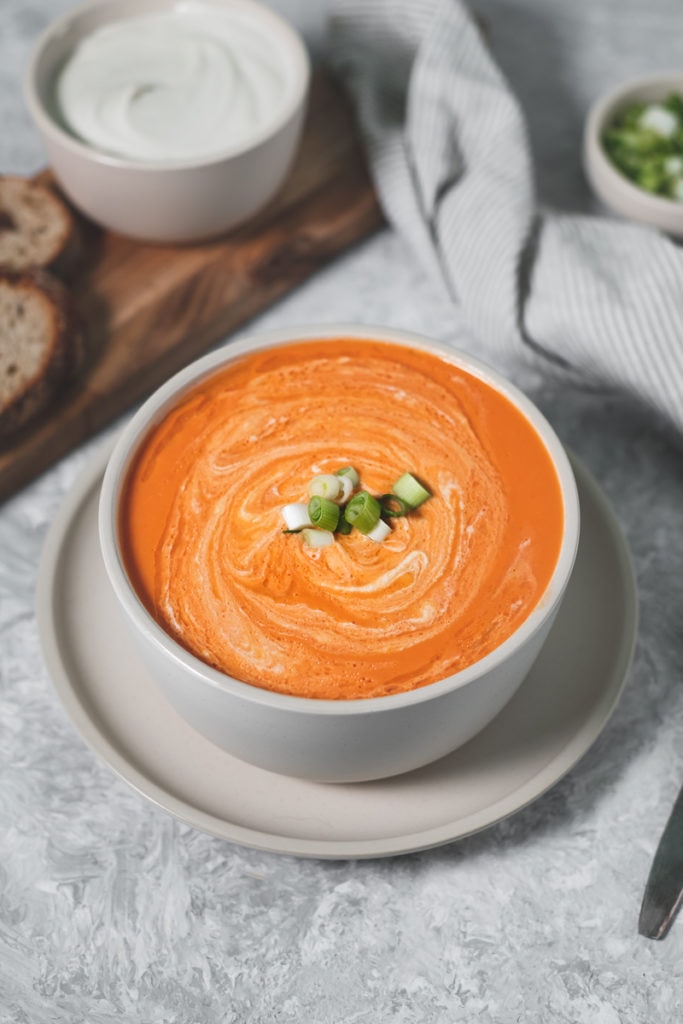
<box><xmin>0</xmin><ymin>71</ymin><xmax>383</xmax><ymax>504</ymax></box>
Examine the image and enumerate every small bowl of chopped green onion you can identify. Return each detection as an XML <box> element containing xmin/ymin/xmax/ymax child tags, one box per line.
<box><xmin>583</xmin><ymin>72</ymin><xmax>683</xmax><ymax>236</ymax></box>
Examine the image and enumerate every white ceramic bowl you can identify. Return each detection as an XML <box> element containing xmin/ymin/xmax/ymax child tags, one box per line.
<box><xmin>24</xmin><ymin>0</ymin><xmax>310</xmax><ymax>243</ymax></box>
<box><xmin>583</xmin><ymin>71</ymin><xmax>683</xmax><ymax>236</ymax></box>
<box><xmin>98</xmin><ymin>325</ymin><xmax>580</xmax><ymax>783</ymax></box>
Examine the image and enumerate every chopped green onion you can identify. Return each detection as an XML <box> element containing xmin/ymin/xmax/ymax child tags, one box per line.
<box><xmin>366</xmin><ymin>519</ymin><xmax>391</xmax><ymax>543</ymax></box>
<box><xmin>336</xmin><ymin>475</ymin><xmax>355</xmax><ymax>503</ymax></box>
<box><xmin>281</xmin><ymin>502</ymin><xmax>312</xmax><ymax>531</ymax></box>
<box><xmin>335</xmin><ymin>513</ymin><xmax>352</xmax><ymax>535</ymax></box>
<box><xmin>282</xmin><ymin>465</ymin><xmax>432</xmax><ymax>549</ymax></box>
<box><xmin>602</xmin><ymin>93</ymin><xmax>683</xmax><ymax>200</ymax></box>
<box><xmin>336</xmin><ymin>466</ymin><xmax>360</xmax><ymax>488</ymax></box>
<box><xmin>308</xmin><ymin>474</ymin><xmax>342</xmax><ymax>500</ymax></box>
<box><xmin>392</xmin><ymin>473</ymin><xmax>431</xmax><ymax>509</ymax></box>
<box><xmin>302</xmin><ymin>528</ymin><xmax>334</xmax><ymax>549</ymax></box>
<box><xmin>640</xmin><ymin>104</ymin><xmax>678</xmax><ymax>139</ymax></box>
<box><xmin>379</xmin><ymin>493</ymin><xmax>410</xmax><ymax>518</ymax></box>
<box><xmin>308</xmin><ymin>496</ymin><xmax>340</xmax><ymax>532</ymax></box>
<box><xmin>344</xmin><ymin>490</ymin><xmax>381</xmax><ymax>534</ymax></box>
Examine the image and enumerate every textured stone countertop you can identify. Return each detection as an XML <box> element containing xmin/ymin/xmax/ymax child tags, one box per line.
<box><xmin>1</xmin><ymin>1</ymin><xmax>682</xmax><ymax>1021</ymax></box>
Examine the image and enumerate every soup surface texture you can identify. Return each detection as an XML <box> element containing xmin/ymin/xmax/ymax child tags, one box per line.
<box><xmin>119</xmin><ymin>339</ymin><xmax>564</xmax><ymax>699</ymax></box>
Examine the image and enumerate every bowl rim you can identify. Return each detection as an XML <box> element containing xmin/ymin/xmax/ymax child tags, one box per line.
<box><xmin>98</xmin><ymin>323</ymin><xmax>581</xmax><ymax>716</ymax></box>
<box><xmin>23</xmin><ymin>0</ymin><xmax>311</xmax><ymax>172</ymax></box>
<box><xmin>583</xmin><ymin>69</ymin><xmax>683</xmax><ymax>217</ymax></box>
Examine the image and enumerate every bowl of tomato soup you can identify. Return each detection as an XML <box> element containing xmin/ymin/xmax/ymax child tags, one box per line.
<box><xmin>99</xmin><ymin>325</ymin><xmax>580</xmax><ymax>782</ymax></box>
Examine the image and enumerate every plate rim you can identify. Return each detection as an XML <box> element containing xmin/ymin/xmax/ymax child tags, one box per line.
<box><xmin>36</xmin><ymin>440</ymin><xmax>638</xmax><ymax>859</ymax></box>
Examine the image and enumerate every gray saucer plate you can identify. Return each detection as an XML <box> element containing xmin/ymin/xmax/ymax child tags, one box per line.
<box><xmin>36</xmin><ymin>443</ymin><xmax>637</xmax><ymax>859</ymax></box>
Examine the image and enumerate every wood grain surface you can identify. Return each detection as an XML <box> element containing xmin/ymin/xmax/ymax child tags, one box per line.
<box><xmin>0</xmin><ymin>72</ymin><xmax>383</xmax><ymax>504</ymax></box>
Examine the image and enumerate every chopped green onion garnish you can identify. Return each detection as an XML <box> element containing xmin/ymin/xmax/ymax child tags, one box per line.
<box><xmin>302</xmin><ymin>528</ymin><xmax>334</xmax><ymax>549</ymax></box>
<box><xmin>308</xmin><ymin>496</ymin><xmax>340</xmax><ymax>532</ymax></box>
<box><xmin>367</xmin><ymin>519</ymin><xmax>391</xmax><ymax>543</ymax></box>
<box><xmin>308</xmin><ymin>474</ymin><xmax>342</xmax><ymax>500</ymax></box>
<box><xmin>335</xmin><ymin>513</ymin><xmax>352</xmax><ymax>535</ymax></box>
<box><xmin>336</xmin><ymin>466</ymin><xmax>360</xmax><ymax>488</ymax></box>
<box><xmin>344</xmin><ymin>490</ymin><xmax>381</xmax><ymax>534</ymax></box>
<box><xmin>392</xmin><ymin>473</ymin><xmax>431</xmax><ymax>509</ymax></box>
<box><xmin>336</xmin><ymin>475</ymin><xmax>355</xmax><ymax>503</ymax></box>
<box><xmin>281</xmin><ymin>502</ymin><xmax>312</xmax><ymax>531</ymax></box>
<box><xmin>379</xmin><ymin>493</ymin><xmax>410</xmax><ymax>518</ymax></box>
<box><xmin>602</xmin><ymin>94</ymin><xmax>683</xmax><ymax>200</ymax></box>
<box><xmin>282</xmin><ymin>464</ymin><xmax>432</xmax><ymax>550</ymax></box>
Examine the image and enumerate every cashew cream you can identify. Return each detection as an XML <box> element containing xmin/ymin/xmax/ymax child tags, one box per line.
<box><xmin>55</xmin><ymin>3</ymin><xmax>297</xmax><ymax>163</ymax></box>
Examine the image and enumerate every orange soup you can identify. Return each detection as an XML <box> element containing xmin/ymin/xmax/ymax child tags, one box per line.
<box><xmin>119</xmin><ymin>339</ymin><xmax>564</xmax><ymax>699</ymax></box>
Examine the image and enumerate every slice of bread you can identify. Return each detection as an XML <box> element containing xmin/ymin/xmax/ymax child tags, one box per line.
<box><xmin>0</xmin><ymin>177</ymin><xmax>79</xmax><ymax>277</ymax></box>
<box><xmin>0</xmin><ymin>269</ymin><xmax>83</xmax><ymax>438</ymax></box>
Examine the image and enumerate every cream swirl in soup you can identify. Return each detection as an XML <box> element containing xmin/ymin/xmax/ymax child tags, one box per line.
<box><xmin>119</xmin><ymin>339</ymin><xmax>564</xmax><ymax>699</ymax></box>
<box><xmin>55</xmin><ymin>5</ymin><xmax>296</xmax><ymax>163</ymax></box>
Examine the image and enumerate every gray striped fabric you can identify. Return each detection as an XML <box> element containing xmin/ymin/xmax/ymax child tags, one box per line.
<box><xmin>330</xmin><ymin>0</ymin><xmax>683</xmax><ymax>438</ymax></box>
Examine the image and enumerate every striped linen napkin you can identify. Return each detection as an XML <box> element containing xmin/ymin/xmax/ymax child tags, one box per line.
<box><xmin>329</xmin><ymin>0</ymin><xmax>683</xmax><ymax>439</ymax></box>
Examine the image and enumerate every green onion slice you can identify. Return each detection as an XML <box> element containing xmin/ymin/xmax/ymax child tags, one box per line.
<box><xmin>379</xmin><ymin>493</ymin><xmax>410</xmax><ymax>518</ymax></box>
<box><xmin>308</xmin><ymin>496</ymin><xmax>340</xmax><ymax>532</ymax></box>
<box><xmin>302</xmin><ymin>529</ymin><xmax>334</xmax><ymax>549</ymax></box>
<box><xmin>336</xmin><ymin>466</ymin><xmax>360</xmax><ymax>488</ymax></box>
<box><xmin>308</xmin><ymin>474</ymin><xmax>342</xmax><ymax>500</ymax></box>
<box><xmin>336</xmin><ymin>475</ymin><xmax>355</xmax><ymax>503</ymax></box>
<box><xmin>281</xmin><ymin>502</ymin><xmax>312</xmax><ymax>531</ymax></box>
<box><xmin>392</xmin><ymin>473</ymin><xmax>431</xmax><ymax>509</ymax></box>
<box><xmin>367</xmin><ymin>519</ymin><xmax>391</xmax><ymax>543</ymax></box>
<box><xmin>344</xmin><ymin>490</ymin><xmax>381</xmax><ymax>534</ymax></box>
<box><xmin>335</xmin><ymin>513</ymin><xmax>352</xmax><ymax>535</ymax></box>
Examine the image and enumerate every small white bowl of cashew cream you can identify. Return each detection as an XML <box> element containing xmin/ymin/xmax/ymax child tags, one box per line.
<box><xmin>25</xmin><ymin>0</ymin><xmax>310</xmax><ymax>242</ymax></box>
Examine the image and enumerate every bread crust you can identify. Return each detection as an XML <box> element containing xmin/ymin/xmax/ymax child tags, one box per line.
<box><xmin>0</xmin><ymin>176</ymin><xmax>80</xmax><ymax>278</ymax></box>
<box><xmin>0</xmin><ymin>268</ymin><xmax>83</xmax><ymax>438</ymax></box>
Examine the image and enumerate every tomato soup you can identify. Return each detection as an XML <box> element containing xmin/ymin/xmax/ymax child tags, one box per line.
<box><xmin>119</xmin><ymin>339</ymin><xmax>564</xmax><ymax>699</ymax></box>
